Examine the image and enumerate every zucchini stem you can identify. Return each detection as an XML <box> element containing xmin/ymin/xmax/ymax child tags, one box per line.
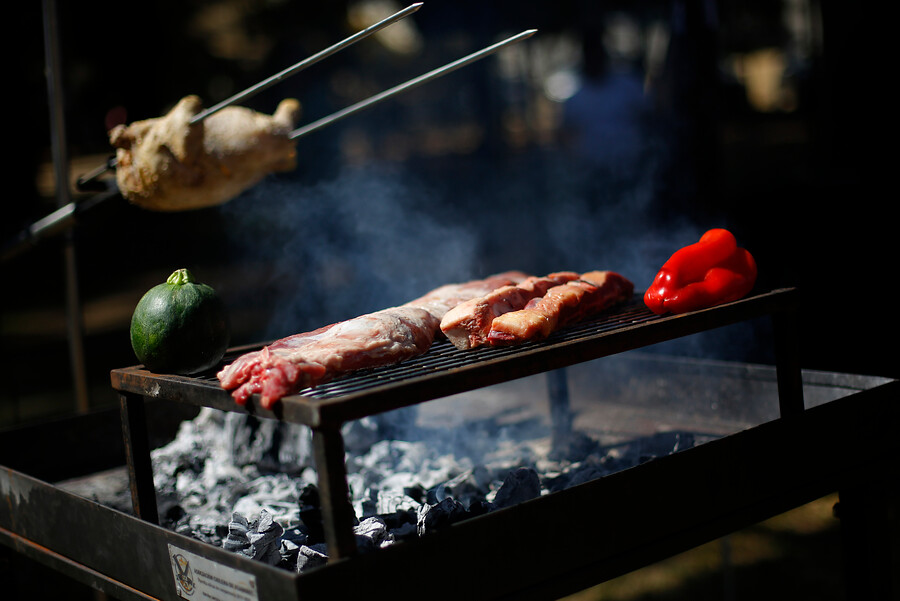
<box><xmin>167</xmin><ymin>268</ymin><xmax>194</xmax><ymax>286</ymax></box>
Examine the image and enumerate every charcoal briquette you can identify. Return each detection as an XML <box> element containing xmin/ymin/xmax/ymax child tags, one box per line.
<box><xmin>417</xmin><ymin>497</ymin><xmax>467</xmax><ymax>536</ymax></box>
<box><xmin>492</xmin><ymin>467</ymin><xmax>541</xmax><ymax>509</ymax></box>
<box><xmin>295</xmin><ymin>544</ymin><xmax>328</xmax><ymax>573</ymax></box>
<box><xmin>466</xmin><ymin>499</ymin><xmax>494</xmax><ymax>517</ymax></box>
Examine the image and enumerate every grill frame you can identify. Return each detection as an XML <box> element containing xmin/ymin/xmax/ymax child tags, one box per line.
<box><xmin>111</xmin><ymin>287</ymin><xmax>805</xmax><ymax>561</ymax></box>
<box><xmin>4</xmin><ymin>361</ymin><xmax>896</xmax><ymax>601</ymax></box>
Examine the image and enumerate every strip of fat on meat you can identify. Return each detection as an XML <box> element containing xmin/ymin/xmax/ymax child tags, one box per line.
<box><xmin>217</xmin><ymin>271</ymin><xmax>528</xmax><ymax>408</ymax></box>
<box><xmin>406</xmin><ymin>270</ymin><xmax>529</xmax><ymax>321</ymax></box>
<box><xmin>439</xmin><ymin>272</ymin><xmax>582</xmax><ymax>350</ymax></box>
<box><xmin>486</xmin><ymin>271</ymin><xmax>634</xmax><ymax>346</ymax></box>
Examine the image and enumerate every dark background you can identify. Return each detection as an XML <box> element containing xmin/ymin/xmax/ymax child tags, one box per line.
<box><xmin>1</xmin><ymin>0</ymin><xmax>894</xmax><ymax>425</ymax></box>
<box><xmin>0</xmin><ymin>2</ymin><xmax>894</xmax><ymax>600</ymax></box>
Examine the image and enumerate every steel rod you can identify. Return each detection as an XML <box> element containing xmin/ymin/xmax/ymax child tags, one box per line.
<box><xmin>290</xmin><ymin>28</ymin><xmax>538</xmax><ymax>140</ymax></box>
<box><xmin>75</xmin><ymin>156</ymin><xmax>117</xmax><ymax>189</ymax></box>
<box><xmin>43</xmin><ymin>0</ymin><xmax>90</xmax><ymax>413</ymax></box>
<box><xmin>191</xmin><ymin>2</ymin><xmax>423</xmax><ymax>124</ymax></box>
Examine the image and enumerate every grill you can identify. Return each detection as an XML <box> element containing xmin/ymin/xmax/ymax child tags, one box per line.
<box><xmin>110</xmin><ymin>289</ymin><xmax>804</xmax><ymax>561</ymax></box>
<box><xmin>3</xmin><ymin>286</ymin><xmax>897</xmax><ymax>601</ymax></box>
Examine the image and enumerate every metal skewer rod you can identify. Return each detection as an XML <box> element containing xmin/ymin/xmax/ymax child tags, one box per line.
<box><xmin>290</xmin><ymin>28</ymin><xmax>538</xmax><ymax>140</ymax></box>
<box><xmin>76</xmin><ymin>155</ymin><xmax>117</xmax><ymax>187</ymax></box>
<box><xmin>190</xmin><ymin>2</ymin><xmax>423</xmax><ymax>124</ymax></box>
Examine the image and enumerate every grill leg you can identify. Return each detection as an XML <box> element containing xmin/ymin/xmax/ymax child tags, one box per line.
<box><xmin>548</xmin><ymin>368</ymin><xmax>573</xmax><ymax>452</ymax></box>
<box><xmin>772</xmin><ymin>307</ymin><xmax>804</xmax><ymax>418</ymax></box>
<box><xmin>118</xmin><ymin>393</ymin><xmax>159</xmax><ymax>524</ymax></box>
<box><xmin>311</xmin><ymin>426</ymin><xmax>358</xmax><ymax>560</ymax></box>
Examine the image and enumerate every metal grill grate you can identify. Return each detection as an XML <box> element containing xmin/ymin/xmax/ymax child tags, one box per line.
<box><xmin>300</xmin><ymin>297</ymin><xmax>656</xmax><ymax>400</ymax></box>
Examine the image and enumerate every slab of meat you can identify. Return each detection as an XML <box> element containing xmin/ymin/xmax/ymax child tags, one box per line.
<box><xmin>440</xmin><ymin>272</ymin><xmax>582</xmax><ymax>350</ymax></box>
<box><xmin>218</xmin><ymin>271</ymin><xmax>528</xmax><ymax>408</ymax></box>
<box><xmin>486</xmin><ymin>271</ymin><xmax>634</xmax><ymax>346</ymax></box>
<box><xmin>109</xmin><ymin>95</ymin><xmax>301</xmax><ymax>211</ymax></box>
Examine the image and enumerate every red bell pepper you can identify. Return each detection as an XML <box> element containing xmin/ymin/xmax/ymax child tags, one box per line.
<box><xmin>644</xmin><ymin>228</ymin><xmax>757</xmax><ymax>315</ymax></box>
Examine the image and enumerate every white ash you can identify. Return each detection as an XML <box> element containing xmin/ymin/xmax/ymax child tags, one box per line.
<box><xmin>150</xmin><ymin>404</ymin><xmax>699</xmax><ymax>572</ymax></box>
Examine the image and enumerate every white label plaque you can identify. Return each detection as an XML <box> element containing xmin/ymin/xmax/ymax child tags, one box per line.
<box><xmin>168</xmin><ymin>544</ymin><xmax>259</xmax><ymax>601</ymax></box>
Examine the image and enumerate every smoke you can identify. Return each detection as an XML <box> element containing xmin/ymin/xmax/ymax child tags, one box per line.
<box><xmin>220</xmin><ymin>153</ymin><xmax>696</xmax><ymax>335</ymax></box>
<box><xmin>215</xmin><ymin>51</ymin><xmax>771</xmax><ymax>358</ymax></box>
<box><xmin>220</xmin><ymin>163</ymin><xmax>481</xmax><ymax>339</ymax></box>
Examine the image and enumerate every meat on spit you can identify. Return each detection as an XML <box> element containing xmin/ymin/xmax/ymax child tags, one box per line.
<box><xmin>109</xmin><ymin>95</ymin><xmax>301</xmax><ymax>211</ymax></box>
